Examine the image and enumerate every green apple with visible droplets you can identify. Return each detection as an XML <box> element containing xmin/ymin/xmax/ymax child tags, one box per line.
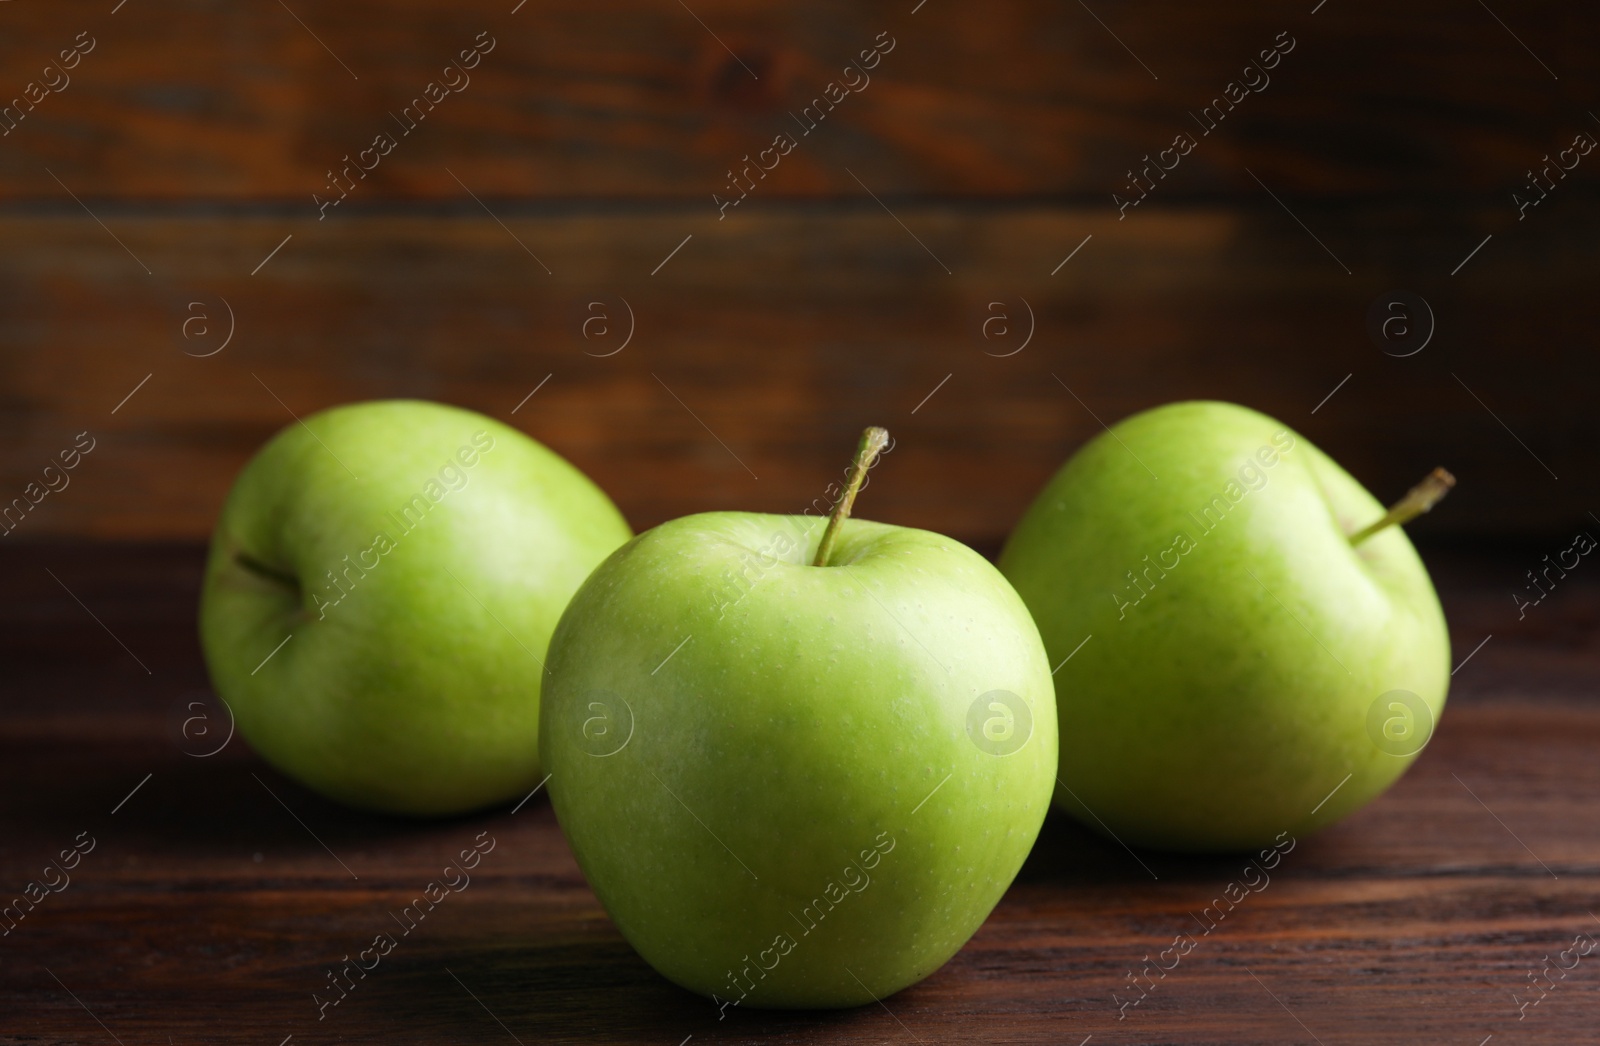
<box><xmin>1000</xmin><ymin>401</ymin><xmax>1452</xmax><ymax>852</ymax></box>
<box><xmin>199</xmin><ymin>399</ymin><xmax>630</xmax><ymax>816</ymax></box>
<box><xmin>540</xmin><ymin>428</ymin><xmax>1057</xmax><ymax>1008</ymax></box>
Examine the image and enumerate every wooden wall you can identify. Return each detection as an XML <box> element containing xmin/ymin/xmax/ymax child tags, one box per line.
<box><xmin>2</xmin><ymin>0</ymin><xmax>1596</xmax><ymax>545</ymax></box>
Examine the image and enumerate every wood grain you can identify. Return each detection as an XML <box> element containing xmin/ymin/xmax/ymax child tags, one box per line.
<box><xmin>3</xmin><ymin>0</ymin><xmax>1598</xmax><ymax>1039</ymax></box>
<box><xmin>0</xmin><ymin>0</ymin><xmax>1595</xmax><ymax>201</ymax></box>
<box><xmin>0</xmin><ymin>542</ymin><xmax>1597</xmax><ymax>1044</ymax></box>
<box><xmin>3</xmin><ymin>1</ymin><xmax>1595</xmax><ymax>547</ymax></box>
<box><xmin>0</xmin><ymin>203</ymin><xmax>1592</xmax><ymax>546</ymax></box>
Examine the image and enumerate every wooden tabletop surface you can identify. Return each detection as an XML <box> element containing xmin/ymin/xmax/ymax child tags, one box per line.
<box><xmin>1</xmin><ymin>539</ymin><xmax>1596</xmax><ymax>1045</ymax></box>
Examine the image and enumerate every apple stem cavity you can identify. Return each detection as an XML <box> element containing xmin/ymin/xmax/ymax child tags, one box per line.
<box><xmin>1348</xmin><ymin>467</ymin><xmax>1457</xmax><ymax>546</ymax></box>
<box><xmin>235</xmin><ymin>550</ymin><xmax>302</xmax><ymax>593</ymax></box>
<box><xmin>812</xmin><ymin>426</ymin><xmax>891</xmax><ymax>567</ymax></box>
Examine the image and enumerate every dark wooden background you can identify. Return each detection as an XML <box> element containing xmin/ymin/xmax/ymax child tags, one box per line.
<box><xmin>0</xmin><ymin>0</ymin><xmax>1596</xmax><ymax>545</ymax></box>
<box><xmin>3</xmin><ymin>1</ymin><xmax>1600</xmax><ymax>1043</ymax></box>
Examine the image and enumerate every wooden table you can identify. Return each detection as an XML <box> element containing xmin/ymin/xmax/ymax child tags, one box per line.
<box><xmin>2</xmin><ymin>541</ymin><xmax>1596</xmax><ymax>1044</ymax></box>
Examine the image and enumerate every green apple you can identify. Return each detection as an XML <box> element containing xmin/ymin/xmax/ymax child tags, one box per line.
<box><xmin>1000</xmin><ymin>400</ymin><xmax>1451</xmax><ymax>852</ymax></box>
<box><xmin>540</xmin><ymin>429</ymin><xmax>1057</xmax><ymax>1008</ymax></box>
<box><xmin>199</xmin><ymin>399</ymin><xmax>630</xmax><ymax>816</ymax></box>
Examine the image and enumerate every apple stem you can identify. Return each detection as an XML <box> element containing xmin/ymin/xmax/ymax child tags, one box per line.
<box><xmin>1348</xmin><ymin>467</ymin><xmax>1457</xmax><ymax>546</ymax></box>
<box><xmin>812</xmin><ymin>426</ymin><xmax>891</xmax><ymax>567</ymax></box>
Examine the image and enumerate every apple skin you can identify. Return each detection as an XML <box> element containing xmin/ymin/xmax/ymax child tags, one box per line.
<box><xmin>199</xmin><ymin>399</ymin><xmax>630</xmax><ymax>816</ymax></box>
<box><xmin>999</xmin><ymin>401</ymin><xmax>1450</xmax><ymax>852</ymax></box>
<box><xmin>540</xmin><ymin>512</ymin><xmax>1057</xmax><ymax>1008</ymax></box>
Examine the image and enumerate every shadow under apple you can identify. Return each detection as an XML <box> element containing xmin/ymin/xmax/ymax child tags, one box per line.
<box><xmin>338</xmin><ymin>936</ymin><xmax>899</xmax><ymax>1044</ymax></box>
